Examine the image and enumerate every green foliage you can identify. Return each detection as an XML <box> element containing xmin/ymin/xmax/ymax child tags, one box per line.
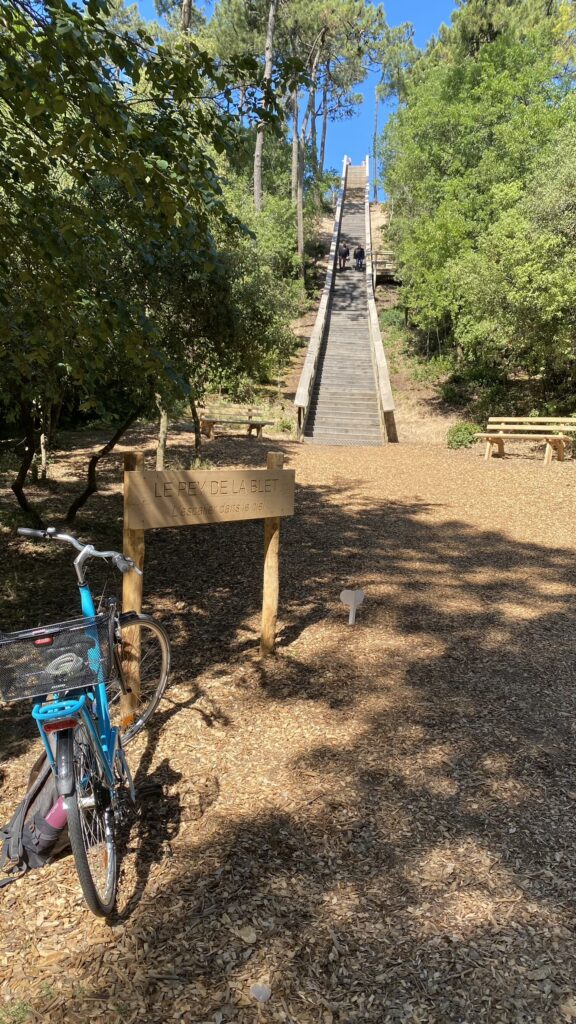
<box><xmin>0</xmin><ymin>0</ymin><xmax>276</xmax><ymax>430</ymax></box>
<box><xmin>0</xmin><ymin>0</ymin><xmax>307</xmax><ymax>493</ymax></box>
<box><xmin>379</xmin><ymin>305</ymin><xmax>454</xmax><ymax>382</ymax></box>
<box><xmin>379</xmin><ymin>307</ymin><xmax>405</xmax><ymax>329</ymax></box>
<box><xmin>376</xmin><ymin>22</ymin><xmax>418</xmax><ymax>103</ymax></box>
<box><xmin>380</xmin><ymin>0</ymin><xmax>576</xmax><ymax>397</ymax></box>
<box><xmin>223</xmin><ymin>373</ymin><xmax>256</xmax><ymax>402</ymax></box>
<box><xmin>190</xmin><ymin>455</ymin><xmax>215</xmax><ymax>470</ymax></box>
<box><xmin>0</xmin><ymin>1003</ymin><xmax>31</xmax><ymax>1024</ymax></box>
<box><xmin>411</xmin><ymin>355</ymin><xmax>454</xmax><ymax>383</ymax></box>
<box><xmin>452</xmin><ymin>125</ymin><xmax>576</xmax><ymax>384</ymax></box>
<box><xmin>276</xmin><ymin>415</ymin><xmax>295</xmax><ymax>433</ymax></box>
<box><xmin>447</xmin><ymin>422</ymin><xmax>482</xmax><ymax>448</ymax></box>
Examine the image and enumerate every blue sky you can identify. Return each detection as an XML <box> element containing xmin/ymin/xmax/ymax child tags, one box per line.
<box><xmin>335</xmin><ymin>0</ymin><xmax>459</xmax><ymax>175</ymax></box>
<box><xmin>136</xmin><ymin>0</ymin><xmax>458</xmax><ymax>177</ymax></box>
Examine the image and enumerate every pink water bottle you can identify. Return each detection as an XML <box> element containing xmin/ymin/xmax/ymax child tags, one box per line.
<box><xmin>45</xmin><ymin>796</ymin><xmax>68</xmax><ymax>829</ymax></box>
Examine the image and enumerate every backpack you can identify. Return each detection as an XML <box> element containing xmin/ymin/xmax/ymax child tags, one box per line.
<box><xmin>0</xmin><ymin>748</ymin><xmax>69</xmax><ymax>888</ymax></box>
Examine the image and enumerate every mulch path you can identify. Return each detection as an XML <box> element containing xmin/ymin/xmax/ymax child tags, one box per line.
<box><xmin>1</xmin><ymin>429</ymin><xmax>576</xmax><ymax>1023</ymax></box>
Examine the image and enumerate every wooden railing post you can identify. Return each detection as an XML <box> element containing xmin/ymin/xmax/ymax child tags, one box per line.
<box><xmin>261</xmin><ymin>451</ymin><xmax>284</xmax><ymax>656</ymax></box>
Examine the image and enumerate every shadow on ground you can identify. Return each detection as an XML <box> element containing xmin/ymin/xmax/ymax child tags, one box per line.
<box><xmin>2</xmin><ymin>436</ymin><xmax>576</xmax><ymax>1021</ymax></box>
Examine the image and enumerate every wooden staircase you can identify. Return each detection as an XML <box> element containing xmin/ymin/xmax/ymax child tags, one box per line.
<box><xmin>304</xmin><ymin>165</ymin><xmax>384</xmax><ymax>446</ymax></box>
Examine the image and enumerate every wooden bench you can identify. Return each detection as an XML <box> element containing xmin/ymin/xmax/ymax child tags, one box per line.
<box><xmin>200</xmin><ymin>416</ymin><xmax>273</xmax><ymax>440</ymax></box>
<box><xmin>476</xmin><ymin>417</ymin><xmax>576</xmax><ymax>464</ymax></box>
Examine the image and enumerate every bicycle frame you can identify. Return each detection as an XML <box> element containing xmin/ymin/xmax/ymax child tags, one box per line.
<box><xmin>32</xmin><ymin>581</ymin><xmax>118</xmax><ymax>792</ymax></box>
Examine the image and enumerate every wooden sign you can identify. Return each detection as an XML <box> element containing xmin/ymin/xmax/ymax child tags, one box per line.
<box><xmin>124</xmin><ymin>467</ymin><xmax>295</xmax><ymax>530</ymax></box>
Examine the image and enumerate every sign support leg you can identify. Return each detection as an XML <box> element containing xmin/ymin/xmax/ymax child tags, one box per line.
<box><xmin>261</xmin><ymin>452</ymin><xmax>285</xmax><ymax>656</ymax></box>
<box><xmin>121</xmin><ymin>451</ymin><xmax>145</xmax><ymax>724</ymax></box>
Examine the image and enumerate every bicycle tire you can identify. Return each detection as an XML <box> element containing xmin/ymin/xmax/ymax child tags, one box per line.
<box><xmin>58</xmin><ymin>726</ymin><xmax>117</xmax><ymax>916</ymax></box>
<box><xmin>107</xmin><ymin>614</ymin><xmax>170</xmax><ymax>746</ymax></box>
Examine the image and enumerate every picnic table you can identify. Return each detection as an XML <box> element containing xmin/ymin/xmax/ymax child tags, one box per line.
<box><xmin>475</xmin><ymin>417</ymin><xmax>576</xmax><ymax>464</ymax></box>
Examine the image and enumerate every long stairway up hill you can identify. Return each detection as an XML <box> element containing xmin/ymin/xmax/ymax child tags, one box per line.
<box><xmin>304</xmin><ymin>164</ymin><xmax>383</xmax><ymax>446</ymax></box>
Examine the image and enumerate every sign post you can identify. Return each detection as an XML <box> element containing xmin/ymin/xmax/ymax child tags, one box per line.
<box><xmin>261</xmin><ymin>452</ymin><xmax>284</xmax><ymax>656</ymax></box>
<box><xmin>122</xmin><ymin>452</ymin><xmax>295</xmax><ymax>658</ymax></box>
<box><xmin>121</xmin><ymin>452</ymin><xmax>145</xmax><ymax>724</ymax></box>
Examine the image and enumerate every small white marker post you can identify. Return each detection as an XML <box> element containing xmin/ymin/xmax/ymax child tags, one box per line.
<box><xmin>340</xmin><ymin>588</ymin><xmax>365</xmax><ymax>625</ymax></box>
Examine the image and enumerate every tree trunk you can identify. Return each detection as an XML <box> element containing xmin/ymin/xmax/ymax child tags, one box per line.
<box><xmin>310</xmin><ymin>84</ymin><xmax>317</xmax><ymax>171</ymax></box>
<box><xmin>39</xmin><ymin>404</ymin><xmax>50</xmax><ymax>482</ymax></box>
<box><xmin>319</xmin><ymin>78</ymin><xmax>329</xmax><ymax>174</ymax></box>
<box><xmin>51</xmin><ymin>399</ymin><xmax>63</xmax><ymax>438</ymax></box>
<box><xmin>300</xmin><ymin>89</ymin><xmax>313</xmax><ymax>141</ymax></box>
<box><xmin>189</xmin><ymin>394</ymin><xmax>202</xmax><ymax>456</ymax></box>
<box><xmin>308</xmin><ymin>73</ymin><xmax>322</xmax><ymax>208</ymax></box>
<box><xmin>253</xmin><ymin>0</ymin><xmax>278</xmax><ymax>211</ymax></box>
<box><xmin>181</xmin><ymin>0</ymin><xmax>191</xmax><ymax>30</ymax></box>
<box><xmin>373</xmin><ymin>87</ymin><xmax>379</xmax><ymax>203</ymax></box>
<box><xmin>155</xmin><ymin>398</ymin><xmax>168</xmax><ymax>471</ymax></box>
<box><xmin>295</xmin><ymin>51</ymin><xmax>320</xmax><ymax>274</ymax></box>
<box><xmin>297</xmin><ymin>136</ymin><xmax>305</xmax><ymax>279</ymax></box>
<box><xmin>301</xmin><ymin>39</ymin><xmax>322</xmax><ymax>149</ymax></box>
<box><xmin>64</xmin><ymin>409</ymin><xmax>141</xmax><ymax>524</ymax></box>
<box><xmin>291</xmin><ymin>90</ymin><xmax>299</xmax><ymax>205</ymax></box>
<box><xmin>11</xmin><ymin>406</ymin><xmax>43</xmax><ymax>527</ymax></box>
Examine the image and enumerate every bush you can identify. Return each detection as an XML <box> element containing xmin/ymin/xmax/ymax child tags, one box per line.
<box><xmin>226</xmin><ymin>373</ymin><xmax>255</xmax><ymax>402</ymax></box>
<box><xmin>379</xmin><ymin>307</ymin><xmax>405</xmax><ymax>329</ymax></box>
<box><xmin>411</xmin><ymin>354</ymin><xmax>454</xmax><ymax>383</ymax></box>
<box><xmin>447</xmin><ymin>422</ymin><xmax>482</xmax><ymax>449</ymax></box>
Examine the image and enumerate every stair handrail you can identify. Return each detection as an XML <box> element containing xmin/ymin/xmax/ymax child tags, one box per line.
<box><xmin>294</xmin><ymin>155</ymin><xmax>349</xmax><ymax>439</ymax></box>
<box><xmin>363</xmin><ymin>154</ymin><xmax>398</xmax><ymax>443</ymax></box>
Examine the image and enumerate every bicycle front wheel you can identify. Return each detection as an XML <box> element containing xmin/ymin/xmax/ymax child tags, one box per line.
<box><xmin>58</xmin><ymin>726</ymin><xmax>117</xmax><ymax>916</ymax></box>
<box><xmin>108</xmin><ymin>614</ymin><xmax>170</xmax><ymax>746</ymax></box>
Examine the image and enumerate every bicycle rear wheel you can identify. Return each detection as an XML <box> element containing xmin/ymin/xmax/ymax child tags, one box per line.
<box><xmin>58</xmin><ymin>725</ymin><xmax>117</xmax><ymax>916</ymax></box>
<box><xmin>107</xmin><ymin>614</ymin><xmax>170</xmax><ymax>745</ymax></box>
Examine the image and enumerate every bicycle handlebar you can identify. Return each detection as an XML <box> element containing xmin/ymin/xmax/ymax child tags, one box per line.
<box><xmin>19</xmin><ymin>526</ymin><xmax>85</xmax><ymax>550</ymax></box>
<box><xmin>17</xmin><ymin>527</ymin><xmax>142</xmax><ymax>579</ymax></box>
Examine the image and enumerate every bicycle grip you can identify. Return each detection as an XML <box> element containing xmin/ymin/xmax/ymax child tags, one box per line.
<box><xmin>113</xmin><ymin>553</ymin><xmax>143</xmax><ymax>575</ymax></box>
<box><xmin>18</xmin><ymin>528</ymin><xmax>46</xmax><ymax>538</ymax></box>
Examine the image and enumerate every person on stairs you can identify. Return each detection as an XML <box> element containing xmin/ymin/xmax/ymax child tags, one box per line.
<box><xmin>354</xmin><ymin>245</ymin><xmax>365</xmax><ymax>270</ymax></box>
<box><xmin>338</xmin><ymin>242</ymin><xmax>349</xmax><ymax>271</ymax></box>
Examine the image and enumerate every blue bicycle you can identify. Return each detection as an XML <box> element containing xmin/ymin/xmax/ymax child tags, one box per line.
<box><xmin>0</xmin><ymin>527</ymin><xmax>171</xmax><ymax>915</ymax></box>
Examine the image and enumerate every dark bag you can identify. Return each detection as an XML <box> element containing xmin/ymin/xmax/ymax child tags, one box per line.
<box><xmin>0</xmin><ymin>749</ymin><xmax>69</xmax><ymax>888</ymax></box>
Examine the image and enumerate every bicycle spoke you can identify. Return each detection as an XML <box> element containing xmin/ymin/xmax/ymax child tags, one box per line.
<box><xmin>66</xmin><ymin>726</ymin><xmax>117</xmax><ymax>914</ymax></box>
<box><xmin>107</xmin><ymin>616</ymin><xmax>170</xmax><ymax>747</ymax></box>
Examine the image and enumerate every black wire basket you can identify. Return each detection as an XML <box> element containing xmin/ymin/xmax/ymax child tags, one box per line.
<box><xmin>0</xmin><ymin>612</ymin><xmax>114</xmax><ymax>704</ymax></box>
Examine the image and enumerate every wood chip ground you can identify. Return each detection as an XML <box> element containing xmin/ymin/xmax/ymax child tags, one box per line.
<box><xmin>1</xmin><ymin>429</ymin><xmax>576</xmax><ymax>1023</ymax></box>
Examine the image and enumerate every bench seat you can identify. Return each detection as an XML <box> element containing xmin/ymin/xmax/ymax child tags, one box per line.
<box><xmin>200</xmin><ymin>417</ymin><xmax>273</xmax><ymax>440</ymax></box>
<box><xmin>475</xmin><ymin>421</ymin><xmax>574</xmax><ymax>465</ymax></box>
